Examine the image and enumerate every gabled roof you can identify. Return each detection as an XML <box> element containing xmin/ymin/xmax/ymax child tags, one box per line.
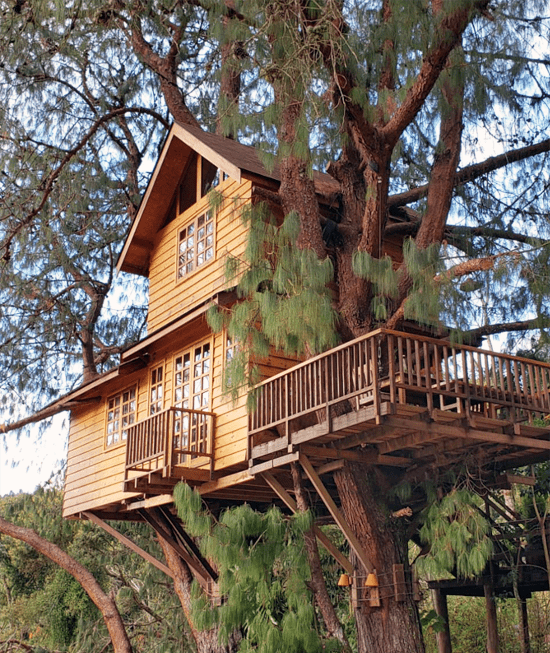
<box><xmin>117</xmin><ymin>121</ymin><xmax>340</xmax><ymax>276</ymax></box>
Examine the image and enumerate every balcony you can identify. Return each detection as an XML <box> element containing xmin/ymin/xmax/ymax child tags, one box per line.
<box><xmin>124</xmin><ymin>407</ymin><xmax>215</xmax><ymax>492</ymax></box>
<box><xmin>248</xmin><ymin>329</ymin><xmax>550</xmax><ymax>474</ymax></box>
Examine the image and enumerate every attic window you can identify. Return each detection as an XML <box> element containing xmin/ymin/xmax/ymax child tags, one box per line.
<box><xmin>177</xmin><ymin>210</ymin><xmax>214</xmax><ymax>278</ymax></box>
<box><xmin>178</xmin><ymin>154</ymin><xmax>220</xmax><ymax>215</ymax></box>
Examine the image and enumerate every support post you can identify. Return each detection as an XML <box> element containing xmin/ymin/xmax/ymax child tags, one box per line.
<box><xmin>484</xmin><ymin>582</ymin><xmax>499</xmax><ymax>653</ymax></box>
<box><xmin>431</xmin><ymin>588</ymin><xmax>452</xmax><ymax>653</ymax></box>
<box><xmin>518</xmin><ymin>597</ymin><xmax>530</xmax><ymax>653</ymax></box>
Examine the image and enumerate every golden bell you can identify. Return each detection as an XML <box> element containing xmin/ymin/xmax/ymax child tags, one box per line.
<box><xmin>338</xmin><ymin>573</ymin><xmax>351</xmax><ymax>587</ymax></box>
<box><xmin>365</xmin><ymin>571</ymin><xmax>379</xmax><ymax>587</ymax></box>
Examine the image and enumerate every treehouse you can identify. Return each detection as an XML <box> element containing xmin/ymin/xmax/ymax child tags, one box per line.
<box><xmin>56</xmin><ymin>123</ymin><xmax>550</xmax><ymax>611</ymax></box>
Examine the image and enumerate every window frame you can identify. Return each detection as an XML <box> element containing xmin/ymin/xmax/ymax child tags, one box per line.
<box><xmin>172</xmin><ymin>339</ymin><xmax>212</xmax><ymax>464</ymax></box>
<box><xmin>105</xmin><ymin>385</ymin><xmax>137</xmax><ymax>449</ymax></box>
<box><xmin>149</xmin><ymin>363</ymin><xmax>165</xmax><ymax>415</ymax></box>
<box><xmin>176</xmin><ymin>209</ymin><xmax>215</xmax><ymax>281</ymax></box>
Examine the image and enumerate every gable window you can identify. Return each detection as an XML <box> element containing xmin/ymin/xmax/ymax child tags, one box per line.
<box><xmin>106</xmin><ymin>387</ymin><xmax>136</xmax><ymax>447</ymax></box>
<box><xmin>177</xmin><ymin>210</ymin><xmax>214</xmax><ymax>279</ymax></box>
<box><xmin>150</xmin><ymin>365</ymin><xmax>164</xmax><ymax>415</ymax></box>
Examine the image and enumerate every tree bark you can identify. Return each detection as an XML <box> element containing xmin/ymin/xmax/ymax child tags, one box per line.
<box><xmin>0</xmin><ymin>516</ymin><xmax>133</xmax><ymax>653</ymax></box>
<box><xmin>290</xmin><ymin>462</ymin><xmax>349</xmax><ymax>649</ymax></box>
<box><xmin>484</xmin><ymin>582</ymin><xmax>500</xmax><ymax>653</ymax></box>
<box><xmin>333</xmin><ymin>463</ymin><xmax>425</xmax><ymax>653</ymax></box>
<box><xmin>157</xmin><ymin>534</ymin><xmax>239</xmax><ymax>653</ymax></box>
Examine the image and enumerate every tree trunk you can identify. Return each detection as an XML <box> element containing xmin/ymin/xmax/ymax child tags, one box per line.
<box><xmin>157</xmin><ymin>534</ymin><xmax>240</xmax><ymax>653</ymax></box>
<box><xmin>0</xmin><ymin>516</ymin><xmax>133</xmax><ymax>653</ymax></box>
<box><xmin>333</xmin><ymin>463</ymin><xmax>425</xmax><ymax>653</ymax></box>
<box><xmin>484</xmin><ymin>582</ymin><xmax>500</xmax><ymax>653</ymax></box>
<box><xmin>290</xmin><ymin>462</ymin><xmax>349</xmax><ymax>649</ymax></box>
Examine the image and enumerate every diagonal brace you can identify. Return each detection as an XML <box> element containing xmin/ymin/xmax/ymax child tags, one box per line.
<box><xmin>299</xmin><ymin>454</ymin><xmax>375</xmax><ymax>574</ymax></box>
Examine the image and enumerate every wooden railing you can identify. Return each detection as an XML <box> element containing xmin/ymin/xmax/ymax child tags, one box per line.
<box><xmin>125</xmin><ymin>407</ymin><xmax>215</xmax><ymax>477</ymax></box>
<box><xmin>249</xmin><ymin>329</ymin><xmax>550</xmax><ymax>438</ymax></box>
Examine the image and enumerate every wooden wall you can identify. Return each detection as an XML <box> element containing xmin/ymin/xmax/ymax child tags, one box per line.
<box><xmin>63</xmin><ymin>322</ymin><xmax>299</xmax><ymax>517</ymax></box>
<box><xmin>147</xmin><ymin>177</ymin><xmax>252</xmax><ymax>333</ymax></box>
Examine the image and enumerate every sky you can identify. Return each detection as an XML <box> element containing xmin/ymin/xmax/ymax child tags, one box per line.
<box><xmin>0</xmin><ymin>413</ymin><xmax>67</xmax><ymax>495</ymax></box>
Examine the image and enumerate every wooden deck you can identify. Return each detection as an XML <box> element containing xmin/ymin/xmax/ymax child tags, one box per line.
<box><xmin>247</xmin><ymin>328</ymin><xmax>550</xmax><ymax>480</ymax></box>
<box><xmin>111</xmin><ymin>329</ymin><xmax>550</xmax><ymax>511</ymax></box>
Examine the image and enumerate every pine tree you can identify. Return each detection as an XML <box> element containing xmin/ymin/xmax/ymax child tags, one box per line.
<box><xmin>2</xmin><ymin>1</ymin><xmax>550</xmax><ymax>651</ymax></box>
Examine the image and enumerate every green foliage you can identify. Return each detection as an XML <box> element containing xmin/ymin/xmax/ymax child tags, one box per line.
<box><xmin>174</xmin><ymin>484</ymin><xmax>343</xmax><ymax>652</ymax></box>
<box><xmin>0</xmin><ymin>487</ymin><xmax>194</xmax><ymax>652</ymax></box>
<box><xmin>209</xmin><ymin>204</ymin><xmax>338</xmax><ymax>398</ymax></box>
<box><xmin>418</xmin><ymin>489</ymin><xmax>493</xmax><ymax>579</ymax></box>
<box><xmin>353</xmin><ymin>252</ymin><xmax>400</xmax><ymax>321</ymax></box>
<box><xmin>402</xmin><ymin>239</ymin><xmax>443</xmax><ymax>327</ymax></box>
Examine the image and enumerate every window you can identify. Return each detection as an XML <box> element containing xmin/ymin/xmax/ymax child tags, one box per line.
<box><xmin>173</xmin><ymin>342</ymin><xmax>211</xmax><ymax>459</ymax></box>
<box><xmin>150</xmin><ymin>365</ymin><xmax>164</xmax><ymax>415</ymax></box>
<box><xmin>224</xmin><ymin>335</ymin><xmax>239</xmax><ymax>389</ymax></box>
<box><xmin>177</xmin><ymin>210</ymin><xmax>214</xmax><ymax>279</ymax></box>
<box><xmin>106</xmin><ymin>387</ymin><xmax>136</xmax><ymax>447</ymax></box>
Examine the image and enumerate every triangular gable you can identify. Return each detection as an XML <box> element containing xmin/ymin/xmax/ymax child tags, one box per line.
<box><xmin>117</xmin><ymin>122</ymin><xmax>281</xmax><ymax>276</ymax></box>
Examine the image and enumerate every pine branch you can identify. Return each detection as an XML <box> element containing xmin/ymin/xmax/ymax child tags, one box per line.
<box><xmin>446</xmin><ymin>225</ymin><xmax>545</xmax><ymax>247</ymax></box>
<box><xmin>463</xmin><ymin>318</ymin><xmax>550</xmax><ymax>340</ymax></box>
<box><xmin>1</xmin><ymin>107</ymin><xmax>170</xmax><ymax>262</ymax></box>
<box><xmin>383</xmin><ymin>0</ymin><xmax>488</xmax><ymax>146</ymax></box>
<box><xmin>389</xmin><ymin>137</ymin><xmax>550</xmax><ymax>208</ymax></box>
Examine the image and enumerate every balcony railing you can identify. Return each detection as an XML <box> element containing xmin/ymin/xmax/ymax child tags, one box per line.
<box><xmin>249</xmin><ymin>329</ymin><xmax>550</xmax><ymax>439</ymax></box>
<box><xmin>125</xmin><ymin>407</ymin><xmax>215</xmax><ymax>478</ymax></box>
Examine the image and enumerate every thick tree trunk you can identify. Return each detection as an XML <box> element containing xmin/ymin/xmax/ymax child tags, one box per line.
<box><xmin>0</xmin><ymin>516</ymin><xmax>133</xmax><ymax>653</ymax></box>
<box><xmin>333</xmin><ymin>463</ymin><xmax>425</xmax><ymax>653</ymax></box>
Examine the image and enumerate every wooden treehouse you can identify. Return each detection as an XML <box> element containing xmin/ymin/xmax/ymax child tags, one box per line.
<box><xmin>55</xmin><ymin>123</ymin><xmax>550</xmax><ymax>627</ymax></box>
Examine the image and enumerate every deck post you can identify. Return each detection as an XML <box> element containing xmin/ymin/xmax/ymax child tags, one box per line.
<box><xmin>484</xmin><ymin>582</ymin><xmax>500</xmax><ymax>653</ymax></box>
<box><xmin>431</xmin><ymin>588</ymin><xmax>452</xmax><ymax>653</ymax></box>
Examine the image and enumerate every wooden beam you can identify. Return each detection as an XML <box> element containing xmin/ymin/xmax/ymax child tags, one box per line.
<box><xmin>260</xmin><ymin>472</ymin><xmax>353</xmax><ymax>575</ymax></box>
<box><xmin>125</xmin><ymin>494</ymin><xmax>174</xmax><ymax>511</ymax></box>
<box><xmin>299</xmin><ymin>444</ymin><xmax>411</xmax><ymax>467</ymax></box>
<box><xmin>248</xmin><ymin>452</ymin><xmax>300</xmax><ymax>475</ymax></box>
<box><xmin>82</xmin><ymin>511</ymin><xmax>173</xmax><ymax>579</ymax></box>
<box><xmin>384</xmin><ymin>416</ymin><xmax>550</xmax><ymax>451</ymax></box>
<box><xmin>432</xmin><ymin>588</ymin><xmax>453</xmax><ymax>653</ymax></box>
<box><xmin>298</xmin><ymin>454</ymin><xmax>375</xmax><ymax>574</ymax></box>
<box><xmin>506</xmin><ymin>473</ymin><xmax>536</xmax><ymax>487</ymax></box>
<box><xmin>154</xmin><ymin>507</ymin><xmax>218</xmax><ymax>582</ymax></box>
<box><xmin>198</xmin><ymin>469</ymin><xmax>253</xmax><ymax>495</ymax></box>
<box><xmin>484</xmin><ymin>583</ymin><xmax>499</xmax><ymax>653</ymax></box>
<box><xmin>138</xmin><ymin>509</ymin><xmax>211</xmax><ymax>589</ymax></box>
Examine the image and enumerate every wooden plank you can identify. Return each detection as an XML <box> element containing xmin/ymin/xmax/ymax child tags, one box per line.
<box><xmin>299</xmin><ymin>454</ymin><xmax>374</xmax><ymax>574</ymax></box>
<box><xmin>125</xmin><ymin>494</ymin><xmax>175</xmax><ymax>511</ymax></box>
<box><xmin>260</xmin><ymin>472</ymin><xmax>353</xmax><ymax>575</ymax></box>
<box><xmin>383</xmin><ymin>415</ymin><xmax>550</xmax><ymax>451</ymax></box>
<box><xmin>299</xmin><ymin>444</ymin><xmax>411</xmax><ymax>467</ymax></box>
<box><xmin>83</xmin><ymin>511</ymin><xmax>173</xmax><ymax>578</ymax></box>
<box><xmin>198</xmin><ymin>469</ymin><xmax>253</xmax><ymax>495</ymax></box>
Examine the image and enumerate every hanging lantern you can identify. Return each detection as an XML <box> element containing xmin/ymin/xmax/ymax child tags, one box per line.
<box><xmin>338</xmin><ymin>573</ymin><xmax>351</xmax><ymax>587</ymax></box>
<box><xmin>365</xmin><ymin>571</ymin><xmax>379</xmax><ymax>587</ymax></box>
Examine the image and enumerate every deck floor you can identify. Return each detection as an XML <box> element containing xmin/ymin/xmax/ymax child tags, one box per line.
<box><xmin>97</xmin><ymin>399</ymin><xmax>550</xmax><ymax>519</ymax></box>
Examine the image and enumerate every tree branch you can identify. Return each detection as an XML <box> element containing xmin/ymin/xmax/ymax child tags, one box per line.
<box><xmin>1</xmin><ymin>107</ymin><xmax>170</xmax><ymax>262</ymax></box>
<box><xmin>389</xmin><ymin>137</ymin><xmax>550</xmax><ymax>208</ymax></box>
<box><xmin>383</xmin><ymin>1</ymin><xmax>487</xmax><ymax>146</ymax></box>
<box><xmin>0</xmin><ymin>517</ymin><xmax>133</xmax><ymax>653</ymax></box>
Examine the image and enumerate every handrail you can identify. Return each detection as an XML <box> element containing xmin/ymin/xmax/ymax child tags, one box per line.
<box><xmin>125</xmin><ymin>406</ymin><xmax>214</xmax><ymax>476</ymax></box>
<box><xmin>249</xmin><ymin>330</ymin><xmax>550</xmax><ymax>436</ymax></box>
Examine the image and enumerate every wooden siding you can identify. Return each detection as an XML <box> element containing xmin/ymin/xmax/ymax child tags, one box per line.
<box><xmin>147</xmin><ymin>177</ymin><xmax>252</xmax><ymax>333</ymax></box>
<box><xmin>63</xmin><ymin>321</ymin><xmax>299</xmax><ymax>517</ymax></box>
